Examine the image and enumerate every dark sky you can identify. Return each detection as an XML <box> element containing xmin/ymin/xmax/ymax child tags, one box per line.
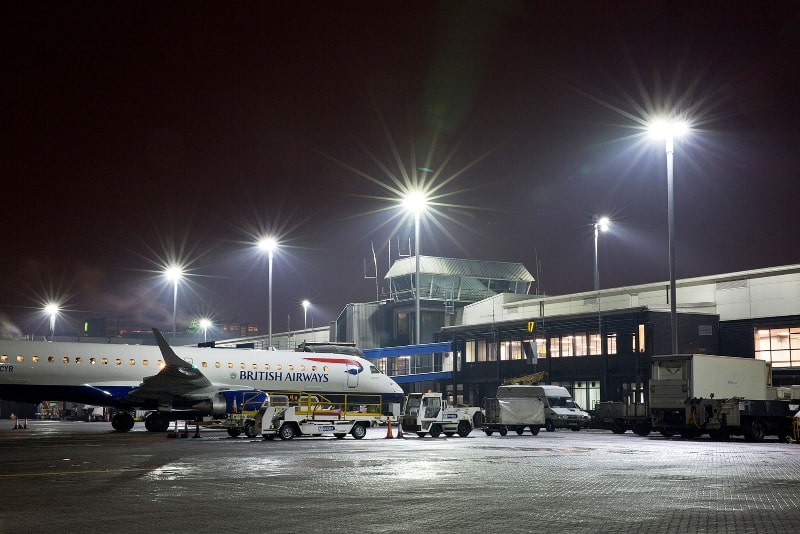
<box><xmin>4</xmin><ymin>1</ymin><xmax>800</xmax><ymax>338</ymax></box>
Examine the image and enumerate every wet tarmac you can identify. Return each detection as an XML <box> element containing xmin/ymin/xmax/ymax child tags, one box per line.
<box><xmin>1</xmin><ymin>420</ymin><xmax>799</xmax><ymax>533</ymax></box>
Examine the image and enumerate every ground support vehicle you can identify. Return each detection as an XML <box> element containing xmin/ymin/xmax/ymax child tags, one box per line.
<box><xmin>399</xmin><ymin>392</ymin><xmax>476</xmax><ymax>437</ymax></box>
<box><xmin>593</xmin><ymin>402</ymin><xmax>651</xmax><ymax>436</ymax></box>
<box><xmin>482</xmin><ymin>393</ymin><xmax>544</xmax><ymax>436</ymax></box>
<box><xmin>649</xmin><ymin>354</ymin><xmax>800</xmax><ymax>440</ymax></box>
<box><xmin>255</xmin><ymin>395</ymin><xmax>367</xmax><ymax>440</ymax></box>
<box><xmin>220</xmin><ymin>391</ymin><xmax>388</xmax><ymax>438</ymax></box>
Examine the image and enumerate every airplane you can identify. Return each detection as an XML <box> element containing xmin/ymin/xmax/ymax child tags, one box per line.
<box><xmin>0</xmin><ymin>328</ymin><xmax>405</xmax><ymax>432</ymax></box>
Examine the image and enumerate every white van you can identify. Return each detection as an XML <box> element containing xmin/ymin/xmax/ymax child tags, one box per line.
<box><xmin>516</xmin><ymin>385</ymin><xmax>591</xmax><ymax>432</ymax></box>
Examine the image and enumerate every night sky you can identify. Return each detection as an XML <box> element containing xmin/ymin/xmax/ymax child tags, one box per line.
<box><xmin>4</xmin><ymin>2</ymin><xmax>800</xmax><ymax>338</ymax></box>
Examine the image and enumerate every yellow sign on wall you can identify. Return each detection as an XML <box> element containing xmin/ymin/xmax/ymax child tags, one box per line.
<box><xmin>527</xmin><ymin>321</ymin><xmax>535</xmax><ymax>333</ymax></box>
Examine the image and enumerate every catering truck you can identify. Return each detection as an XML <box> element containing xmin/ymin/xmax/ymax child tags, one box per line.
<box><xmin>649</xmin><ymin>354</ymin><xmax>800</xmax><ymax>440</ymax></box>
<box><xmin>482</xmin><ymin>384</ymin><xmax>545</xmax><ymax>436</ymax></box>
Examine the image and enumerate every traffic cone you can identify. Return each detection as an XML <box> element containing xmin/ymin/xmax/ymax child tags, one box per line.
<box><xmin>232</xmin><ymin>398</ymin><xmax>238</xmax><ymax>414</ymax></box>
<box><xmin>13</xmin><ymin>418</ymin><xmax>19</xmax><ymax>430</ymax></box>
<box><xmin>396</xmin><ymin>421</ymin><xmax>404</xmax><ymax>439</ymax></box>
<box><xmin>181</xmin><ymin>421</ymin><xmax>189</xmax><ymax>438</ymax></box>
<box><xmin>385</xmin><ymin>419</ymin><xmax>394</xmax><ymax>438</ymax></box>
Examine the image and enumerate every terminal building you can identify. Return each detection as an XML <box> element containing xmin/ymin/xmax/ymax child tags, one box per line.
<box><xmin>221</xmin><ymin>258</ymin><xmax>800</xmax><ymax>411</ymax></box>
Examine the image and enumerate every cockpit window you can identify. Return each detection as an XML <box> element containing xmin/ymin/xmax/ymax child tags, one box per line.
<box><xmin>369</xmin><ymin>364</ymin><xmax>381</xmax><ymax>374</ymax></box>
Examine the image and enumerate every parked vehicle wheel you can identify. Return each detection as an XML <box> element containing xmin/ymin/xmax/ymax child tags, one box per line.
<box><xmin>499</xmin><ymin>427</ymin><xmax>508</xmax><ymax>436</ymax></box>
<box><xmin>263</xmin><ymin>434</ymin><xmax>275</xmax><ymax>440</ymax></box>
<box><xmin>529</xmin><ymin>425</ymin><xmax>540</xmax><ymax>436</ymax></box>
<box><xmin>278</xmin><ymin>424</ymin><xmax>296</xmax><ymax>440</ymax></box>
<box><xmin>457</xmin><ymin>420</ymin><xmax>471</xmax><ymax>437</ymax></box>
<box><xmin>227</xmin><ymin>428</ymin><xmax>242</xmax><ymax>438</ymax></box>
<box><xmin>660</xmin><ymin>429</ymin><xmax>676</xmax><ymax>437</ymax></box>
<box><xmin>416</xmin><ymin>432</ymin><xmax>427</xmax><ymax>438</ymax></box>
<box><xmin>747</xmin><ymin>421</ymin><xmax>766</xmax><ymax>442</ymax></box>
<box><xmin>484</xmin><ymin>429</ymin><xmax>494</xmax><ymax>436</ymax></box>
<box><xmin>545</xmin><ymin>420</ymin><xmax>555</xmax><ymax>432</ymax></box>
<box><xmin>430</xmin><ymin>424</ymin><xmax>442</xmax><ymax>438</ymax></box>
<box><xmin>444</xmin><ymin>432</ymin><xmax>455</xmax><ymax>437</ymax></box>
<box><xmin>515</xmin><ymin>427</ymin><xmax>525</xmax><ymax>435</ymax></box>
<box><xmin>244</xmin><ymin>421</ymin><xmax>256</xmax><ymax>438</ymax></box>
<box><xmin>611</xmin><ymin>421</ymin><xmax>626</xmax><ymax>434</ymax></box>
<box><xmin>334</xmin><ymin>433</ymin><xmax>346</xmax><ymax>439</ymax></box>
<box><xmin>571</xmin><ymin>426</ymin><xmax>581</xmax><ymax>431</ymax></box>
<box><xmin>633</xmin><ymin>423</ymin><xmax>651</xmax><ymax>437</ymax></box>
<box><xmin>350</xmin><ymin>424</ymin><xmax>367</xmax><ymax>440</ymax></box>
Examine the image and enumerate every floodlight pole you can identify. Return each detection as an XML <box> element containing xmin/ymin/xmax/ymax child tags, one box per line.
<box><xmin>414</xmin><ymin>209</ymin><xmax>421</xmax><ymax>345</ymax></box>
<box><xmin>666</xmin><ymin>134</ymin><xmax>678</xmax><ymax>355</ymax></box>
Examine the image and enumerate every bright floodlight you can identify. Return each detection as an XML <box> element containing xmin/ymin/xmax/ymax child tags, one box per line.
<box><xmin>165</xmin><ymin>265</ymin><xmax>183</xmax><ymax>282</ymax></box>
<box><xmin>258</xmin><ymin>237</ymin><xmax>277</xmax><ymax>254</ymax></box>
<box><xmin>597</xmin><ymin>216</ymin><xmax>610</xmax><ymax>232</ymax></box>
<box><xmin>302</xmin><ymin>299</ymin><xmax>310</xmax><ymax>310</ymax></box>
<box><xmin>402</xmin><ymin>191</ymin><xmax>428</xmax><ymax>215</ymax></box>
<box><xmin>648</xmin><ymin>119</ymin><xmax>689</xmax><ymax>139</ymax></box>
<box><xmin>199</xmin><ymin>318</ymin><xmax>212</xmax><ymax>330</ymax></box>
<box><xmin>44</xmin><ymin>303</ymin><xmax>59</xmax><ymax>317</ymax></box>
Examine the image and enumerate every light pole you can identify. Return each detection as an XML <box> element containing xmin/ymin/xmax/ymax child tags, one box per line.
<box><xmin>403</xmin><ymin>191</ymin><xmax>428</xmax><ymax>345</ymax></box>
<box><xmin>649</xmin><ymin>119</ymin><xmax>688</xmax><ymax>355</ymax></box>
<box><xmin>165</xmin><ymin>266</ymin><xmax>183</xmax><ymax>344</ymax></box>
<box><xmin>594</xmin><ymin>216</ymin><xmax>610</xmax><ymax>293</ymax></box>
<box><xmin>44</xmin><ymin>303</ymin><xmax>59</xmax><ymax>341</ymax></box>
<box><xmin>258</xmin><ymin>237</ymin><xmax>277</xmax><ymax>348</ymax></box>
<box><xmin>199</xmin><ymin>318</ymin><xmax>211</xmax><ymax>343</ymax></box>
<box><xmin>302</xmin><ymin>300</ymin><xmax>310</xmax><ymax>330</ymax></box>
<box><xmin>594</xmin><ymin>216</ymin><xmax>610</xmax><ymax>399</ymax></box>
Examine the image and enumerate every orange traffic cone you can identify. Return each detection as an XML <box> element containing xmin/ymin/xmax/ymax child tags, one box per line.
<box><xmin>396</xmin><ymin>421</ymin><xmax>404</xmax><ymax>439</ymax></box>
<box><xmin>385</xmin><ymin>419</ymin><xmax>394</xmax><ymax>439</ymax></box>
<box><xmin>13</xmin><ymin>418</ymin><xmax>19</xmax><ymax>430</ymax></box>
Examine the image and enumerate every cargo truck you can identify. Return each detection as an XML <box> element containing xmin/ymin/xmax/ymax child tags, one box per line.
<box><xmin>481</xmin><ymin>384</ymin><xmax>545</xmax><ymax>436</ymax></box>
<box><xmin>649</xmin><ymin>354</ymin><xmax>800</xmax><ymax>440</ymax></box>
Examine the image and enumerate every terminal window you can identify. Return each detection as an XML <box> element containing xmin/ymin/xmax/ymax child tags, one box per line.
<box><xmin>755</xmin><ymin>327</ymin><xmax>800</xmax><ymax>368</ymax></box>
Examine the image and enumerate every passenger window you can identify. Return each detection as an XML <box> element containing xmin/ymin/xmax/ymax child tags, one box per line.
<box><xmin>89</xmin><ymin>358</ymin><xmax>96</xmax><ymax>365</ymax></box>
<box><xmin>17</xmin><ymin>355</ymin><xmax>24</xmax><ymax>362</ymax></box>
<box><xmin>115</xmin><ymin>359</ymin><xmax>122</xmax><ymax>366</ymax></box>
<box><xmin>48</xmin><ymin>356</ymin><xmax>55</xmax><ymax>363</ymax></box>
<box><xmin>240</xmin><ymin>363</ymin><xmax>246</xmax><ymax>369</ymax></box>
<box><xmin>288</xmin><ymin>365</ymin><xmax>294</xmax><ymax>371</ymax></box>
<box><xmin>75</xmin><ymin>357</ymin><xmax>82</xmax><ymax>364</ymax></box>
<box><xmin>311</xmin><ymin>365</ymin><xmax>317</xmax><ymax>372</ymax></box>
<box><xmin>33</xmin><ymin>356</ymin><xmax>40</xmax><ymax>363</ymax></box>
<box><xmin>62</xmin><ymin>357</ymin><xmax>69</xmax><ymax>364</ymax></box>
<box><xmin>265</xmin><ymin>364</ymin><xmax>270</xmax><ymax>370</ymax></box>
<box><xmin>129</xmin><ymin>359</ymin><xmax>135</xmax><ymax>366</ymax></box>
<box><xmin>252</xmin><ymin>363</ymin><xmax>258</xmax><ymax>370</ymax></box>
<box><xmin>227</xmin><ymin>362</ymin><xmax>233</xmax><ymax>369</ymax></box>
<box><xmin>101</xmin><ymin>358</ymin><xmax>108</xmax><ymax>365</ymax></box>
<box><xmin>142</xmin><ymin>360</ymin><xmax>149</xmax><ymax>366</ymax></box>
<box><xmin>0</xmin><ymin>355</ymin><xmax>6</xmax><ymax>362</ymax></box>
<box><xmin>277</xmin><ymin>364</ymin><xmax>282</xmax><ymax>371</ymax></box>
<box><xmin>323</xmin><ymin>366</ymin><xmax>329</xmax><ymax>372</ymax></box>
<box><xmin>215</xmin><ymin>362</ymin><xmax>221</xmax><ymax>369</ymax></box>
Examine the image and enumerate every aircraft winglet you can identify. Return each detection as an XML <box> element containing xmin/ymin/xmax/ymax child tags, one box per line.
<box><xmin>152</xmin><ymin>328</ymin><xmax>194</xmax><ymax>368</ymax></box>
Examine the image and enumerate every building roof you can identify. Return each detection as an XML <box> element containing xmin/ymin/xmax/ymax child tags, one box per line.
<box><xmin>385</xmin><ymin>256</ymin><xmax>534</xmax><ymax>282</ymax></box>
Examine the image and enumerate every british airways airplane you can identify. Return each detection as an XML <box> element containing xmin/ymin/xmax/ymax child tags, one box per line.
<box><xmin>0</xmin><ymin>328</ymin><xmax>404</xmax><ymax>432</ymax></box>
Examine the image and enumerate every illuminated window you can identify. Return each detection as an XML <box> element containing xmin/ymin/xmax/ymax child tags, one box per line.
<box><xmin>48</xmin><ymin>356</ymin><xmax>55</xmax><ymax>363</ymax></box>
<box><xmin>115</xmin><ymin>359</ymin><xmax>122</xmax><ymax>366</ymax></box>
<box><xmin>158</xmin><ymin>360</ymin><xmax>164</xmax><ymax>368</ymax></box>
<box><xmin>101</xmin><ymin>358</ymin><xmax>108</xmax><ymax>365</ymax></box>
<box><xmin>264</xmin><ymin>364</ymin><xmax>270</xmax><ymax>370</ymax></box>
<box><xmin>215</xmin><ymin>362</ymin><xmax>221</xmax><ymax>369</ymax></box>
<box><xmin>89</xmin><ymin>358</ymin><xmax>96</xmax><ymax>365</ymax></box>
<box><xmin>755</xmin><ymin>327</ymin><xmax>800</xmax><ymax>368</ymax></box>
<box><xmin>574</xmin><ymin>335</ymin><xmax>588</xmax><ymax>356</ymax></box>
<box><xmin>323</xmin><ymin>366</ymin><xmax>329</xmax><ymax>372</ymax></box>
<box><xmin>549</xmin><ymin>337</ymin><xmax>560</xmax><ymax>358</ymax></box>
<box><xmin>142</xmin><ymin>360</ymin><xmax>149</xmax><ymax>366</ymax></box>
<box><xmin>240</xmin><ymin>363</ymin><xmax>246</xmax><ymax>370</ymax></box>
<box><xmin>300</xmin><ymin>365</ymin><xmax>306</xmax><ymax>371</ymax></box>
<box><xmin>252</xmin><ymin>363</ymin><xmax>258</xmax><ymax>370</ymax></box>
<box><xmin>311</xmin><ymin>365</ymin><xmax>317</xmax><ymax>372</ymax></box>
<box><xmin>606</xmin><ymin>334</ymin><xmax>617</xmax><ymax>355</ymax></box>
<box><xmin>0</xmin><ymin>355</ymin><xmax>6</xmax><ymax>362</ymax></box>
<box><xmin>75</xmin><ymin>357</ymin><xmax>82</xmax><ymax>364</ymax></box>
<box><xmin>17</xmin><ymin>355</ymin><xmax>24</xmax><ymax>362</ymax></box>
<box><xmin>33</xmin><ymin>355</ymin><xmax>40</xmax><ymax>363</ymax></box>
<box><xmin>561</xmin><ymin>336</ymin><xmax>574</xmax><ymax>357</ymax></box>
<box><xmin>288</xmin><ymin>365</ymin><xmax>294</xmax><ymax>371</ymax></box>
<box><xmin>589</xmin><ymin>334</ymin><xmax>602</xmax><ymax>355</ymax></box>
<box><xmin>277</xmin><ymin>364</ymin><xmax>283</xmax><ymax>371</ymax></box>
<box><xmin>202</xmin><ymin>362</ymin><xmax>208</xmax><ymax>368</ymax></box>
<box><xmin>227</xmin><ymin>362</ymin><xmax>233</xmax><ymax>369</ymax></box>
<box><xmin>465</xmin><ymin>341</ymin><xmax>476</xmax><ymax>363</ymax></box>
<box><xmin>129</xmin><ymin>359</ymin><xmax>135</xmax><ymax>366</ymax></box>
<box><xmin>62</xmin><ymin>357</ymin><xmax>69</xmax><ymax>364</ymax></box>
